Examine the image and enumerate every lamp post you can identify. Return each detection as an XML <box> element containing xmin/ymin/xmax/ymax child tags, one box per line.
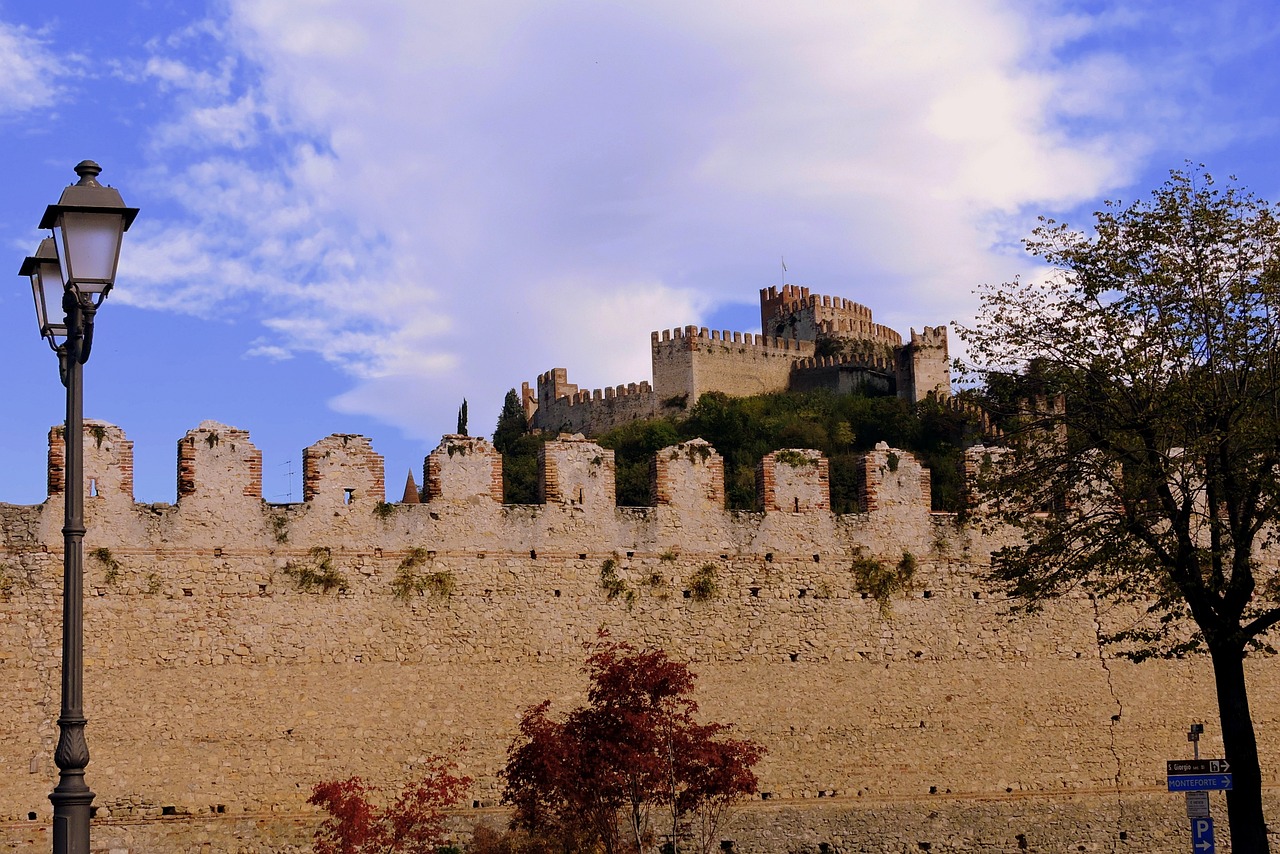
<box><xmin>20</xmin><ymin>161</ymin><xmax>138</xmax><ymax>854</ymax></box>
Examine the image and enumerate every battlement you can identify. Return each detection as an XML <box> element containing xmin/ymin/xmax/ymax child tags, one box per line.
<box><xmin>651</xmin><ymin>325</ymin><xmax>815</xmax><ymax>355</ymax></box>
<box><xmin>911</xmin><ymin>325</ymin><xmax>948</xmax><ymax>348</ymax></box>
<box><xmin>48</xmin><ymin>420</ymin><xmax>134</xmax><ymax>502</ymax></box>
<box><xmin>792</xmin><ymin>353</ymin><xmax>895</xmax><ymax>373</ymax></box>
<box><xmin>528</xmin><ymin>368</ymin><xmax>660</xmax><ymax>435</ymax></box>
<box><xmin>814</xmin><ymin>317</ymin><xmax>902</xmax><ymax>347</ymax></box>
<box><xmin>21</xmin><ymin>420</ymin><xmax>944</xmax><ymax>517</ymax></box>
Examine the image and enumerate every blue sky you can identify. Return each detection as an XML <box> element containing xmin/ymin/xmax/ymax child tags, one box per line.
<box><xmin>2</xmin><ymin>0</ymin><xmax>1279</xmax><ymax>504</ymax></box>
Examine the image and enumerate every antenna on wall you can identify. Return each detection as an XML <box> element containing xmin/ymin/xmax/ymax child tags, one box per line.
<box><xmin>276</xmin><ymin>459</ymin><xmax>295</xmax><ymax>502</ymax></box>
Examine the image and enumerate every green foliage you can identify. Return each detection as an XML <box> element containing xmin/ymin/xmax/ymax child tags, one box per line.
<box><xmin>596</xmin><ymin>389</ymin><xmax>972</xmax><ymax>511</ymax></box>
<box><xmin>90</xmin><ymin>547</ymin><xmax>121</xmax><ymax>585</ymax></box>
<box><xmin>269</xmin><ymin>512</ymin><xmax>289</xmax><ymax>543</ymax></box>
<box><xmin>774</xmin><ymin>449</ymin><xmax>816</xmax><ymax>468</ymax></box>
<box><xmin>373</xmin><ymin>501</ymin><xmax>396</xmax><ymax>520</ymax></box>
<box><xmin>851</xmin><ymin>552</ymin><xmax>916</xmax><ymax>616</ymax></box>
<box><xmin>284</xmin><ymin>547</ymin><xmax>347</xmax><ymax>593</ymax></box>
<box><xmin>456</xmin><ymin>398</ymin><xmax>469</xmax><ymax>436</ymax></box>
<box><xmin>500</xmin><ymin>432</ymin><xmax>555</xmax><ymax>504</ymax></box>
<box><xmin>599</xmin><ymin>558</ymin><xmax>632</xmax><ymax>605</ymax></box>
<box><xmin>958</xmin><ymin>167</ymin><xmax>1280</xmax><ymax>850</ymax></box>
<box><xmin>688</xmin><ymin>564</ymin><xmax>718</xmax><ymax>601</ymax></box>
<box><xmin>392</xmin><ymin>548</ymin><xmax>454</xmax><ymax>599</ymax></box>
<box><xmin>492</xmin><ymin>389</ymin><xmax>529</xmax><ymax>454</ymax></box>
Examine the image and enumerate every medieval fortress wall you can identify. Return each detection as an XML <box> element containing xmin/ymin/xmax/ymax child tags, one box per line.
<box><xmin>3</xmin><ymin>420</ymin><xmax>1278</xmax><ymax>852</ymax></box>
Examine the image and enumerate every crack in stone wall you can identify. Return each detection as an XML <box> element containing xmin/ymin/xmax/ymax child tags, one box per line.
<box><xmin>1092</xmin><ymin>593</ymin><xmax>1126</xmax><ymax>853</ymax></box>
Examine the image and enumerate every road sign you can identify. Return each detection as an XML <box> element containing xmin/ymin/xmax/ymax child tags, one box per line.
<box><xmin>1168</xmin><ymin>774</ymin><xmax>1233</xmax><ymax>792</ymax></box>
<box><xmin>1168</xmin><ymin>759</ymin><xmax>1230</xmax><ymax>775</ymax></box>
<box><xmin>1186</xmin><ymin>790</ymin><xmax>1210</xmax><ymax>818</ymax></box>
<box><xmin>1192</xmin><ymin>817</ymin><xmax>1215</xmax><ymax>853</ymax></box>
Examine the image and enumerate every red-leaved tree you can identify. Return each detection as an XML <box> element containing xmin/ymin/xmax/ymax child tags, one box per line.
<box><xmin>503</xmin><ymin>637</ymin><xmax>762</xmax><ymax>854</ymax></box>
<box><xmin>309</xmin><ymin>755</ymin><xmax>471</xmax><ymax>854</ymax></box>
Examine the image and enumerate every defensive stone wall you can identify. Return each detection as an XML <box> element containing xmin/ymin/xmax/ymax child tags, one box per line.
<box><xmin>760</xmin><ymin>285</ymin><xmax>902</xmax><ymax>349</ymax></box>
<box><xmin>651</xmin><ymin>325</ymin><xmax>815</xmax><ymax>406</ymax></box>
<box><xmin>2</xmin><ymin>422</ymin><xmax>1275</xmax><ymax>854</ymax></box>
<box><xmin>526</xmin><ymin>369</ymin><xmax>659</xmax><ymax>435</ymax></box>
<box><xmin>789</xmin><ymin>355</ymin><xmax>896</xmax><ymax>397</ymax></box>
<box><xmin>897</xmin><ymin>326</ymin><xmax>951</xmax><ymax>403</ymax></box>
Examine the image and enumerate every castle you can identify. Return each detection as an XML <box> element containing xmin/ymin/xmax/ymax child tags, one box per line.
<box><xmin>3</xmin><ymin>417</ymin><xmax>1274</xmax><ymax>853</ymax></box>
<box><xmin>523</xmin><ymin>285</ymin><xmax>951</xmax><ymax>436</ymax></box>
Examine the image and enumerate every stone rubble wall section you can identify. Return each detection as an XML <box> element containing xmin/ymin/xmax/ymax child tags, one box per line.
<box><xmin>650</xmin><ymin>439</ymin><xmax>725</xmax><ymax>510</ymax></box>
<box><xmin>757</xmin><ymin>449</ymin><xmax>831</xmax><ymax>513</ymax></box>
<box><xmin>537</xmin><ymin>435</ymin><xmax>617</xmax><ymax>508</ymax></box>
<box><xmin>859</xmin><ymin>443</ymin><xmax>932</xmax><ymax>515</ymax></box>
<box><xmin>301</xmin><ymin>434</ymin><xmax>385</xmax><ymax>508</ymax></box>
<box><xmin>47</xmin><ymin>421</ymin><xmax>133</xmax><ymax>502</ymax></box>
<box><xmin>425</xmin><ymin>435</ymin><xmax>503</xmax><ymax>503</ymax></box>
<box><xmin>176</xmin><ymin>421</ymin><xmax>263</xmax><ymax>500</ymax></box>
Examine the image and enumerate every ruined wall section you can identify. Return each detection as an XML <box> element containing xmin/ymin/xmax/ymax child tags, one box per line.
<box><xmin>301</xmin><ymin>434</ymin><xmax>385</xmax><ymax>508</ymax></box>
<box><xmin>538</xmin><ymin>435</ymin><xmax>616</xmax><ymax>509</ymax></box>
<box><xmin>757</xmin><ymin>449</ymin><xmax>830</xmax><ymax>513</ymax></box>
<box><xmin>425</xmin><ymin>435</ymin><xmax>503</xmax><ymax>504</ymax></box>
<box><xmin>526</xmin><ymin>369</ymin><xmax>658</xmax><ymax>435</ymax></box>
<box><xmin>652</xmin><ymin>326</ymin><xmax>813</xmax><ymax>409</ymax></box>
<box><xmin>47</xmin><ymin>420</ymin><xmax>133</xmax><ymax>503</ymax></box>
<box><xmin>651</xmin><ymin>439</ymin><xmax>725</xmax><ymax>512</ymax></box>
<box><xmin>177</xmin><ymin>421</ymin><xmax>262</xmax><ymax>502</ymax></box>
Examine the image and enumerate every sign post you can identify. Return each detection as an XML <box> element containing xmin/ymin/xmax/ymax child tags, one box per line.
<box><xmin>1192</xmin><ymin>817</ymin><xmax>1215</xmax><ymax>853</ymax></box>
<box><xmin>1168</xmin><ymin>724</ymin><xmax>1224</xmax><ymax>854</ymax></box>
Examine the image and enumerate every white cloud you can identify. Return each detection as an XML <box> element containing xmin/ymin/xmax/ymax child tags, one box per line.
<box><xmin>0</xmin><ymin>22</ymin><xmax>66</xmax><ymax>114</ymax></box>
<box><xmin>115</xmin><ymin>0</ymin><xmax>1223</xmax><ymax>441</ymax></box>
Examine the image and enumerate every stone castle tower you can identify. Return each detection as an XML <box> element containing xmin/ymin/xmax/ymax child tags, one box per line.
<box><xmin>525</xmin><ymin>284</ymin><xmax>950</xmax><ymax>436</ymax></box>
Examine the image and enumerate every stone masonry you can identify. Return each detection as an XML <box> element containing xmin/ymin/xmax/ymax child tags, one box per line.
<box><xmin>1</xmin><ymin>421</ymin><xmax>1278</xmax><ymax>853</ymax></box>
<box><xmin>525</xmin><ymin>285</ymin><xmax>952</xmax><ymax>437</ymax></box>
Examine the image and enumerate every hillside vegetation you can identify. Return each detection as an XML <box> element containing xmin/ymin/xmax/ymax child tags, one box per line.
<box><xmin>495</xmin><ymin>389</ymin><xmax>973</xmax><ymax>513</ymax></box>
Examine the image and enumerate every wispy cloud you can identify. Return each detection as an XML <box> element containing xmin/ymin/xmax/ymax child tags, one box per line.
<box><xmin>0</xmin><ymin>22</ymin><xmax>69</xmax><ymax>114</ymax></box>
<box><xmin>103</xmin><ymin>0</ymin><xmax>1261</xmax><ymax>442</ymax></box>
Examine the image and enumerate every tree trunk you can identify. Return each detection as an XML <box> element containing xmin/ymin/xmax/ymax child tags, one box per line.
<box><xmin>1211</xmin><ymin>643</ymin><xmax>1271</xmax><ymax>852</ymax></box>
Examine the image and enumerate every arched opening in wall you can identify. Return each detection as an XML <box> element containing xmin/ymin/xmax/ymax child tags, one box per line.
<box><xmin>89</xmin><ymin>478</ymin><xmax>97</xmax><ymax>497</ymax></box>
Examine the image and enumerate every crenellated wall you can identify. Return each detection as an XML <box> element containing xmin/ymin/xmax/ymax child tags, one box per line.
<box><xmin>526</xmin><ymin>370</ymin><xmax>659</xmax><ymax>435</ymax></box>
<box><xmin>526</xmin><ymin>284</ymin><xmax>949</xmax><ymax>437</ymax></box>
<box><xmin>2</xmin><ymin>422</ymin><xmax>1275</xmax><ymax>854</ymax></box>
<box><xmin>651</xmin><ymin>325</ymin><xmax>815</xmax><ymax>406</ymax></box>
<box><xmin>760</xmin><ymin>285</ymin><xmax>903</xmax><ymax>350</ymax></box>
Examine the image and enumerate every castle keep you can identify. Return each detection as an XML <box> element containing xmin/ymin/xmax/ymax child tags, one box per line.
<box><xmin>523</xmin><ymin>285</ymin><xmax>951</xmax><ymax>436</ymax></box>
<box><xmin>3</xmin><ymin>420</ymin><xmax>1277</xmax><ymax>853</ymax></box>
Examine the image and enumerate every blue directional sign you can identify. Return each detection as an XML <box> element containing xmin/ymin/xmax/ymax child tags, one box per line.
<box><xmin>1192</xmin><ymin>817</ymin><xmax>1215</xmax><ymax>853</ymax></box>
<box><xmin>1168</xmin><ymin>774</ymin><xmax>1233</xmax><ymax>792</ymax></box>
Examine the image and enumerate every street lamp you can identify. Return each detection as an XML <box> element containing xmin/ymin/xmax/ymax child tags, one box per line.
<box><xmin>19</xmin><ymin>160</ymin><xmax>138</xmax><ymax>854</ymax></box>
